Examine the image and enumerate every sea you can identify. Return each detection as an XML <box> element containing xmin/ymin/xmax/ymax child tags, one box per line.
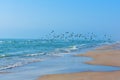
<box><xmin>0</xmin><ymin>39</ymin><xmax>120</xmax><ymax>80</ymax></box>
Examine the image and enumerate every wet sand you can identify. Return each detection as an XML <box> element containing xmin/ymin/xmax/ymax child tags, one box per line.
<box><xmin>38</xmin><ymin>43</ymin><xmax>120</xmax><ymax>80</ymax></box>
<box><xmin>79</xmin><ymin>50</ymin><xmax>120</xmax><ymax>66</ymax></box>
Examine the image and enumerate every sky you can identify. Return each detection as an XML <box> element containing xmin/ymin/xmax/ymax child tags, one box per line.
<box><xmin>0</xmin><ymin>0</ymin><xmax>120</xmax><ymax>40</ymax></box>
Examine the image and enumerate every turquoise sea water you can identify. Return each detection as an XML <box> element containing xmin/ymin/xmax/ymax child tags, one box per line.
<box><xmin>0</xmin><ymin>39</ymin><xmax>120</xmax><ymax>80</ymax></box>
<box><xmin>0</xmin><ymin>39</ymin><xmax>104</xmax><ymax>70</ymax></box>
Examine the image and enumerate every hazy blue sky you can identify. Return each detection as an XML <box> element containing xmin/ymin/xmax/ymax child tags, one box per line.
<box><xmin>0</xmin><ymin>0</ymin><xmax>120</xmax><ymax>40</ymax></box>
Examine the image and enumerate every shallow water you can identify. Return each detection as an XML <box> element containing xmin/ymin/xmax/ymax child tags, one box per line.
<box><xmin>0</xmin><ymin>39</ymin><xmax>105</xmax><ymax>70</ymax></box>
<box><xmin>0</xmin><ymin>39</ymin><xmax>120</xmax><ymax>80</ymax></box>
<box><xmin>1</xmin><ymin>52</ymin><xmax>120</xmax><ymax>80</ymax></box>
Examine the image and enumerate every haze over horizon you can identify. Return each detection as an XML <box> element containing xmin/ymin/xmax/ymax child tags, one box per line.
<box><xmin>0</xmin><ymin>0</ymin><xmax>120</xmax><ymax>40</ymax></box>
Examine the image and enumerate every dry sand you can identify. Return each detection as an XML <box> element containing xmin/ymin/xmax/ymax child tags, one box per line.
<box><xmin>38</xmin><ymin>43</ymin><xmax>120</xmax><ymax>80</ymax></box>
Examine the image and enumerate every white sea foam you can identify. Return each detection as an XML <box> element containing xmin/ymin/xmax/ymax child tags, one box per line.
<box><xmin>0</xmin><ymin>54</ymin><xmax>9</xmax><ymax>58</ymax></box>
<box><xmin>25</xmin><ymin>53</ymin><xmax>45</xmax><ymax>57</ymax></box>
<box><xmin>0</xmin><ymin>58</ymin><xmax>43</xmax><ymax>71</ymax></box>
<box><xmin>0</xmin><ymin>54</ymin><xmax>6</xmax><ymax>57</ymax></box>
<box><xmin>68</xmin><ymin>45</ymin><xmax>78</xmax><ymax>50</ymax></box>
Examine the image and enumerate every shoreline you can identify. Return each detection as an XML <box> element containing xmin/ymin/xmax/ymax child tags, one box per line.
<box><xmin>38</xmin><ymin>43</ymin><xmax>120</xmax><ymax>80</ymax></box>
<box><xmin>38</xmin><ymin>71</ymin><xmax>120</xmax><ymax>80</ymax></box>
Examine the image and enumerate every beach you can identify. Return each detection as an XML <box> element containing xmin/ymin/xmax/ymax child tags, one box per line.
<box><xmin>0</xmin><ymin>0</ymin><xmax>119</xmax><ymax>80</ymax></box>
<box><xmin>38</xmin><ymin>43</ymin><xmax>120</xmax><ymax>80</ymax></box>
<box><xmin>1</xmin><ymin>40</ymin><xmax>120</xmax><ymax>80</ymax></box>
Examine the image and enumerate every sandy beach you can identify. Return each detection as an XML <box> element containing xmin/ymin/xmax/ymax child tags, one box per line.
<box><xmin>38</xmin><ymin>43</ymin><xmax>120</xmax><ymax>80</ymax></box>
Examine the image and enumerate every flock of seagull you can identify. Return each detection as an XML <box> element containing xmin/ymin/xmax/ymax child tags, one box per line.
<box><xmin>41</xmin><ymin>30</ymin><xmax>112</xmax><ymax>42</ymax></box>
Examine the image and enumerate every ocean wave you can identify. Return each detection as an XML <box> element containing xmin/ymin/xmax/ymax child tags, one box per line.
<box><xmin>46</xmin><ymin>46</ymin><xmax>78</xmax><ymax>57</ymax></box>
<box><xmin>0</xmin><ymin>58</ymin><xmax>43</xmax><ymax>71</ymax></box>
<box><xmin>21</xmin><ymin>46</ymin><xmax>78</xmax><ymax>57</ymax></box>
<box><xmin>24</xmin><ymin>52</ymin><xmax>45</xmax><ymax>57</ymax></box>
<box><xmin>55</xmin><ymin>48</ymin><xmax>70</xmax><ymax>53</ymax></box>
<box><xmin>0</xmin><ymin>54</ymin><xmax>6</xmax><ymax>58</ymax></box>
<box><xmin>54</xmin><ymin>45</ymin><xmax>78</xmax><ymax>53</ymax></box>
<box><xmin>68</xmin><ymin>45</ymin><xmax>78</xmax><ymax>50</ymax></box>
<box><xmin>0</xmin><ymin>54</ymin><xmax>10</xmax><ymax>58</ymax></box>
